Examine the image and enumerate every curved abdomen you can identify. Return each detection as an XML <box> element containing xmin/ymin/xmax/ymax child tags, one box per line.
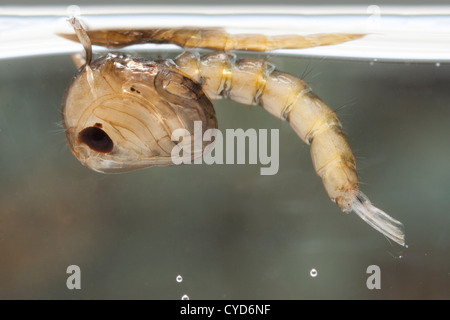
<box><xmin>174</xmin><ymin>51</ymin><xmax>358</xmax><ymax>209</ymax></box>
<box><xmin>174</xmin><ymin>51</ymin><xmax>405</xmax><ymax>246</ymax></box>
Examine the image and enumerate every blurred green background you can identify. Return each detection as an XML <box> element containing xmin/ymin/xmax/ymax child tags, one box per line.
<box><xmin>0</xmin><ymin>2</ymin><xmax>449</xmax><ymax>299</ymax></box>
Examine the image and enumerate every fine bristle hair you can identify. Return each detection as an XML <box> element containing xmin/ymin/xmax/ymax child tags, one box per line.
<box><xmin>351</xmin><ymin>191</ymin><xmax>406</xmax><ymax>246</ymax></box>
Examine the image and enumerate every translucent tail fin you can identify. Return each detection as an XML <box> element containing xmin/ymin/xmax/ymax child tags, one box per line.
<box><xmin>351</xmin><ymin>191</ymin><xmax>406</xmax><ymax>246</ymax></box>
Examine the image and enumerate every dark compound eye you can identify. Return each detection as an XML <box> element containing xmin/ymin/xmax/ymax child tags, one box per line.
<box><xmin>78</xmin><ymin>126</ymin><xmax>113</xmax><ymax>153</ymax></box>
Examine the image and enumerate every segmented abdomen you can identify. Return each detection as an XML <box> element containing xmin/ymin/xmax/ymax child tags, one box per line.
<box><xmin>174</xmin><ymin>51</ymin><xmax>358</xmax><ymax>209</ymax></box>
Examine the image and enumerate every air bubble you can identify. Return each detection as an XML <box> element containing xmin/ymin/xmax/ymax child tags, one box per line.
<box><xmin>388</xmin><ymin>249</ymin><xmax>406</xmax><ymax>259</ymax></box>
<box><xmin>181</xmin><ymin>294</ymin><xmax>190</xmax><ymax>300</ymax></box>
<box><xmin>310</xmin><ymin>268</ymin><xmax>318</xmax><ymax>277</ymax></box>
<box><xmin>176</xmin><ymin>275</ymin><xmax>183</xmax><ymax>283</ymax></box>
<box><xmin>436</xmin><ymin>62</ymin><xmax>441</xmax><ymax>67</ymax></box>
<box><xmin>66</xmin><ymin>5</ymin><xmax>81</xmax><ymax>17</ymax></box>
